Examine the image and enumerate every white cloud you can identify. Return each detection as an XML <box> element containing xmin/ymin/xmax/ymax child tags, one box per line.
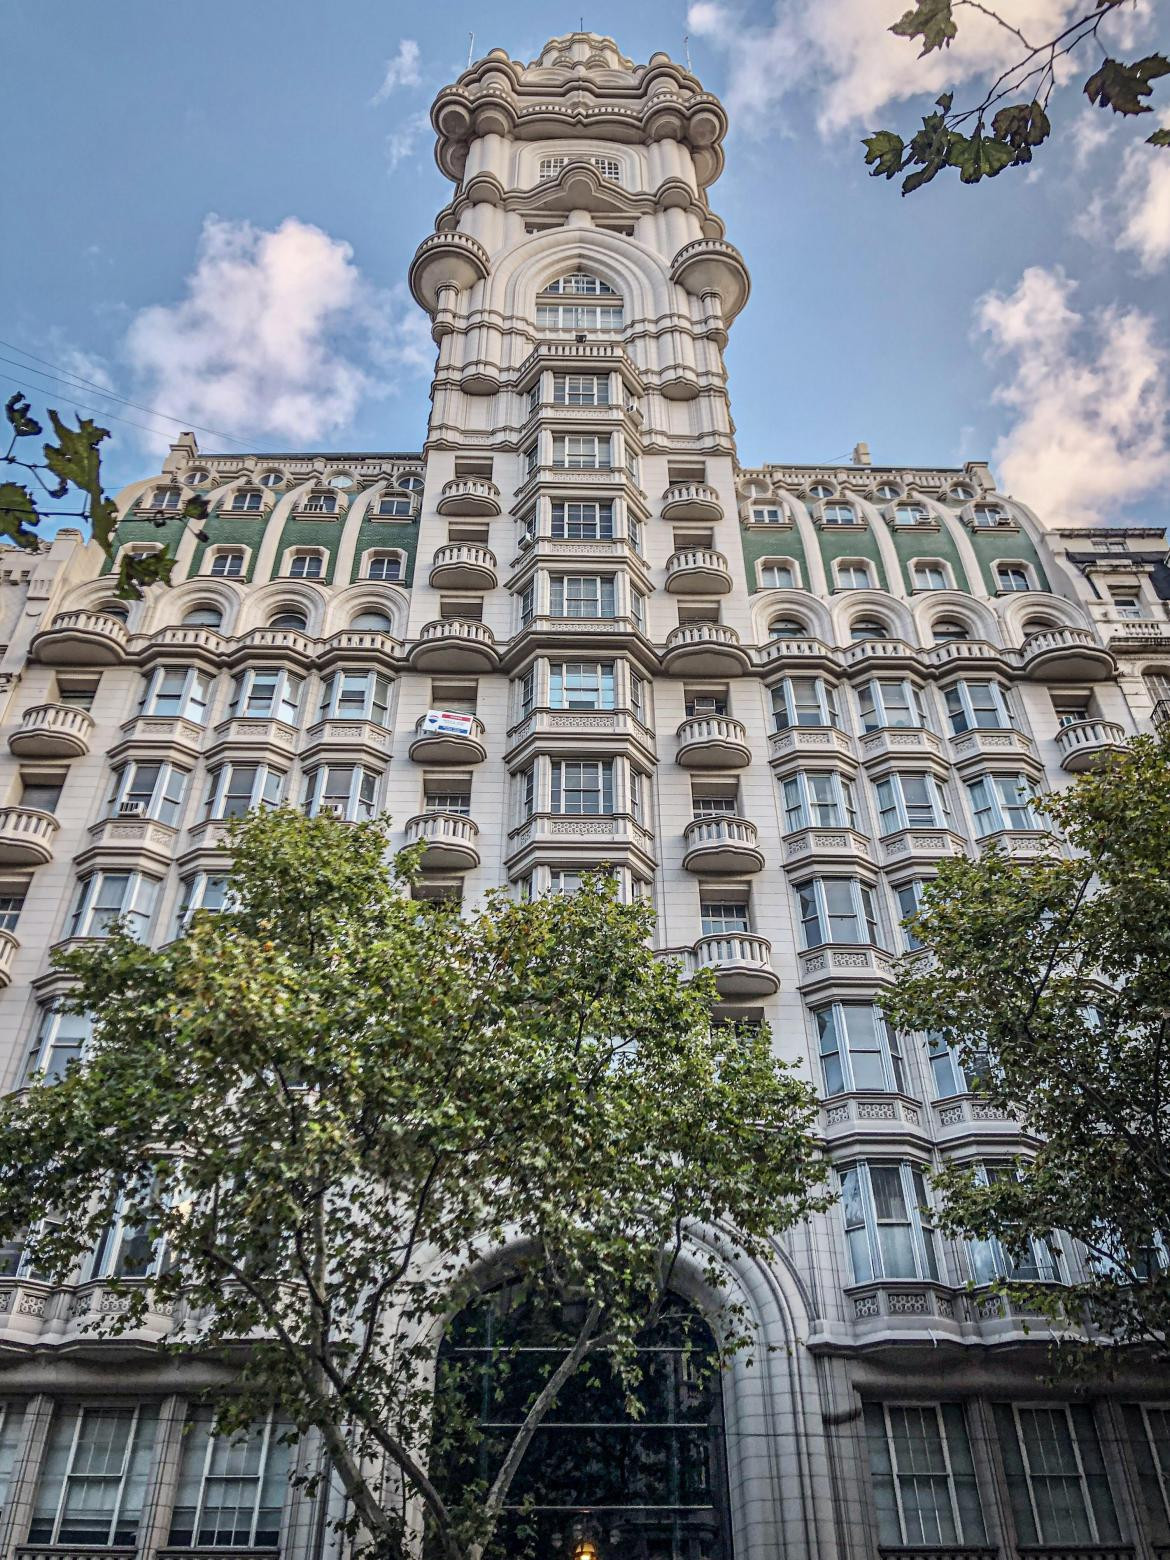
<box><xmin>371</xmin><ymin>39</ymin><xmax>421</xmax><ymax>103</ymax></box>
<box><xmin>1114</xmin><ymin>114</ymin><xmax>1170</xmax><ymax>272</ymax></box>
<box><xmin>687</xmin><ymin>0</ymin><xmax>1093</xmax><ymax>136</ymax></box>
<box><xmin>386</xmin><ymin>111</ymin><xmax>431</xmax><ymax>171</ymax></box>
<box><xmin>975</xmin><ymin>265</ymin><xmax>1170</xmax><ymax>524</ymax></box>
<box><xmin>124</xmin><ymin>215</ymin><xmax>430</xmax><ymax>451</ymax></box>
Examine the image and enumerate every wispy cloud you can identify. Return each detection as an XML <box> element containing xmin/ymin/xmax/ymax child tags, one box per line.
<box><xmin>687</xmin><ymin>0</ymin><xmax>1106</xmax><ymax>136</ymax></box>
<box><xmin>975</xmin><ymin>265</ymin><xmax>1170</xmax><ymax>524</ymax></box>
<box><xmin>371</xmin><ymin>39</ymin><xmax>422</xmax><ymax>104</ymax></box>
<box><xmin>124</xmin><ymin>215</ymin><xmax>430</xmax><ymax>451</ymax></box>
<box><xmin>1114</xmin><ymin>114</ymin><xmax>1170</xmax><ymax>273</ymax></box>
<box><xmin>386</xmin><ymin>111</ymin><xmax>431</xmax><ymax>172</ymax></box>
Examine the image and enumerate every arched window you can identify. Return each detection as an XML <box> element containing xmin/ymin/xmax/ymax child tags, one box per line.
<box><xmin>894</xmin><ymin>503</ymin><xmax>928</xmax><ymax>525</ymax></box>
<box><xmin>351</xmin><ymin>610</ymin><xmax>393</xmax><ymax>631</ymax></box>
<box><xmin>822</xmin><ymin>502</ymin><xmax>856</xmax><ymax>526</ymax></box>
<box><xmin>288</xmin><ymin>551</ymin><xmax>323</xmax><ymax>579</ymax></box>
<box><xmin>851</xmin><ymin>618</ymin><xmax>889</xmax><ymax>643</ymax></box>
<box><xmin>932</xmin><ymin>619</ymin><xmax>970</xmax><ymax>643</ymax></box>
<box><xmin>270</xmin><ymin>611</ymin><xmax>307</xmax><ymax>631</ymax></box>
<box><xmin>912</xmin><ymin>560</ymin><xmax>950</xmax><ymax>590</ymax></box>
<box><xmin>769</xmin><ymin>617</ymin><xmax>808</xmax><ymax>640</ymax></box>
<box><xmin>537</xmin><ymin>272</ymin><xmax>623</xmax><ymax>331</ymax></box>
<box><xmin>100</xmin><ymin>601</ymin><xmax>130</xmax><ymax>623</ymax></box>
<box><xmin>182</xmin><ymin>605</ymin><xmax>223</xmax><ymax>627</ymax></box>
<box><xmin>433</xmin><ymin>1285</ymin><xmax>732</xmax><ymax>1560</ymax></box>
<box><xmin>760</xmin><ymin>560</ymin><xmax>798</xmax><ymax>589</ymax></box>
<box><xmin>996</xmin><ymin>563</ymin><xmax>1034</xmax><ymax>593</ymax></box>
<box><xmin>1022</xmin><ymin>616</ymin><xmax>1057</xmax><ymax>634</ymax></box>
<box><xmin>365</xmin><ymin>552</ymin><xmax>403</xmax><ymax>581</ymax></box>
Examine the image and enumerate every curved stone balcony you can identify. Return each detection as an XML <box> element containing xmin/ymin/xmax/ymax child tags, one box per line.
<box><xmin>0</xmin><ymin>929</ymin><xmax>17</xmax><ymax>988</ymax></box>
<box><xmin>8</xmin><ymin>702</ymin><xmax>94</xmax><ymax>759</ymax></box>
<box><xmin>682</xmin><ymin>817</ymin><xmax>764</xmax><ymax>875</ymax></box>
<box><xmin>30</xmin><ymin>609</ymin><xmax>128</xmax><ymax>666</ymax></box>
<box><xmin>1020</xmin><ymin>625</ymin><xmax>1115</xmax><ymax>682</ymax></box>
<box><xmin>691</xmin><ymin>933</ymin><xmax>779</xmax><ymax>997</ymax></box>
<box><xmin>675</xmin><ymin>715</ymin><xmax>751</xmax><ymax>769</ymax></box>
<box><xmin>0</xmin><ymin>807</ymin><xmax>59</xmax><ymax>867</ymax></box>
<box><xmin>429</xmin><ymin>542</ymin><xmax>498</xmax><ymax>590</ymax></box>
<box><xmin>1056</xmin><ymin>717</ymin><xmax>1128</xmax><ymax>773</ymax></box>
<box><xmin>411</xmin><ymin>619</ymin><xmax>499</xmax><ymax>673</ymax></box>
<box><xmin>408</xmin><ymin>229</ymin><xmax>490</xmax><ymax>312</ymax></box>
<box><xmin>660</xmin><ymin>482</ymin><xmax>724</xmax><ymax>522</ymax></box>
<box><xmin>404</xmin><ymin>811</ymin><xmax>481</xmax><ymax>872</ymax></box>
<box><xmin>670</xmin><ymin>238</ymin><xmax>751</xmax><ymax>323</ymax></box>
<box><xmin>665</xmin><ymin>547</ymin><xmax>731</xmax><ymax>595</ymax></box>
<box><xmin>436</xmin><ymin>477</ymin><xmax>502</xmax><ymax>518</ymax></box>
<box><xmin>662</xmin><ymin>623</ymin><xmax>750</xmax><ymax>677</ymax></box>
<box><xmin>409</xmin><ymin>712</ymin><xmax>487</xmax><ymax>765</ymax></box>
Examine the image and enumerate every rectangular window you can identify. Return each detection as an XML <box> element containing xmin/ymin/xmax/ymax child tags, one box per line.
<box><xmin>229</xmin><ymin>491</ymin><xmax>262</xmax><ymax>512</ymax></box>
<box><xmin>761</xmin><ymin>562</ymin><xmax>795</xmax><ymax>588</ymax></box>
<box><xmin>535</xmin><ymin>303</ymin><xmax>623</xmax><ymax>330</ymax></box>
<box><xmin>996</xmin><ymin>1403</ymin><xmax>1120</xmax><ymax>1545</ymax></box>
<box><xmin>30</xmin><ymin>1406</ymin><xmax>158</xmax><ymax>1544</ymax></box>
<box><xmin>551</xmin><ymin>501</ymin><xmax>614</xmax><ymax>540</ymax></box>
<box><xmin>967</xmin><ymin>1164</ymin><xmax>1063</xmax><ymax>1283</ymax></box>
<box><xmin>966</xmin><ymin>774</ymin><xmax>1038</xmax><ymax>836</ymax></box>
<box><xmin>0</xmin><ymin>892</ymin><xmax>26</xmax><ymax>933</ymax></box>
<box><xmin>858</xmin><ymin>678</ymin><xmax>925</xmax><ymax>732</ymax></box>
<box><xmin>782</xmin><ymin>771</ymin><xmax>855</xmax><ymax>832</ymax></box>
<box><xmin>143</xmin><ymin>666</ymin><xmax>212</xmax><ymax>724</ymax></box>
<box><xmin>701</xmin><ymin>900</ymin><xmax>750</xmax><ymax>936</ymax></box>
<box><xmin>549</xmin><ymin>662</ymin><xmax>615</xmax><ymax>710</ymax></box>
<box><xmin>169</xmin><ymin>1408</ymin><xmax>290</xmax><ymax>1548</ymax></box>
<box><xmin>752</xmin><ymin>506</ymin><xmax>786</xmax><ymax>524</ymax></box>
<box><xmin>174</xmin><ymin>873</ymin><xmax>230</xmax><ymax>936</ymax></box>
<box><xmin>551</xmin><ymin>760</ymin><xmax>613</xmax><ymax>816</ymax></box>
<box><xmin>520</xmin><ymin>766</ymin><xmax>536</xmax><ymax>820</ymax></box>
<box><xmin>630</xmin><ymin>589</ymin><xmax>646</xmax><ymax>632</ymax></box>
<box><xmin>374</xmin><ymin>497</ymin><xmax>413</xmax><ymax>518</ymax></box>
<box><xmin>27</xmin><ymin>1010</ymin><xmax>91</xmax><ymax>1082</ymax></box>
<box><xmin>796</xmin><ymin>877</ymin><xmax>881</xmax><ymax>949</ymax></box>
<box><xmin>367</xmin><ymin>555</ymin><xmax>401</xmax><ymax>581</ymax></box>
<box><xmin>771</xmin><ymin>677</ymin><xmax>838</xmax><ymax>730</ymax></box>
<box><xmin>302</xmin><ymin>766</ymin><xmax>379</xmax><ymax>822</ymax></box>
<box><xmin>231</xmin><ymin>668</ymin><xmax>303</xmax><ymax>725</ymax></box>
<box><xmin>549</xmin><ymin>575</ymin><xmax>616</xmax><ymax>619</ymax></box>
<box><xmin>552</xmin><ymin>434</ymin><xmax>612</xmax><ymax>470</ymax></box>
<box><xmin>840</xmin><ymin>1162</ymin><xmax>939</xmax><ymax>1282</ymax></box>
<box><xmin>318</xmin><ymin>670</ymin><xmax>392</xmax><ymax>727</ymax></box>
<box><xmin>553</xmin><ymin>373</ymin><xmax>610</xmax><ymax>406</ymax></box>
<box><xmin>944</xmin><ymin>680</ymin><xmax>1012</xmax><ymax>734</ymax></box>
<box><xmin>816</xmin><ymin>1004</ymin><xmax>905</xmax><ymax>1095</ymax></box>
<box><xmin>519</xmin><ymin>582</ymin><xmax>535</xmax><ymax>627</ymax></box>
<box><xmin>289</xmin><ymin>553</ymin><xmax>322</xmax><ymax>578</ymax></box>
<box><xmin>109</xmin><ymin>761</ymin><xmax>190</xmax><ymax>827</ymax></box>
<box><xmin>205</xmin><ymin>765</ymin><xmax>285</xmax><ymax>819</ymax></box>
<box><xmin>210</xmin><ymin>551</ymin><xmax>244</xmax><ymax>577</ymax></box>
<box><xmin>70</xmin><ymin>872</ymin><xmax>159</xmax><ymax>941</ymax></box>
<box><xmin>1126</xmin><ymin>1404</ymin><xmax>1170</xmax><ymax>1543</ymax></box>
<box><xmin>865</xmin><ymin>1402</ymin><xmax>986</xmax><ymax>1546</ymax></box>
<box><xmin>875</xmin><ymin>773</ymin><xmax>949</xmax><ymax>835</ymax></box>
<box><xmin>0</xmin><ymin>1404</ymin><xmax>24</xmax><ymax>1519</ymax></box>
<box><xmin>895</xmin><ymin>879</ymin><xmax>925</xmax><ymax>951</ymax></box>
<box><xmin>927</xmin><ymin>1032</ymin><xmax>989</xmax><ymax>1099</ymax></box>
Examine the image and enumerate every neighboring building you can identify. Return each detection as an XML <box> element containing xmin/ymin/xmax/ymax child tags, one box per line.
<box><xmin>2</xmin><ymin>30</ymin><xmax>1170</xmax><ymax>1560</ymax></box>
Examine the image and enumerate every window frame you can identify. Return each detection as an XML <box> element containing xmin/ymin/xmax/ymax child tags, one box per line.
<box><xmin>770</xmin><ymin>676</ymin><xmax>839</xmax><ymax>731</ymax></box>
<box><xmin>816</xmin><ymin>1003</ymin><xmax>906</xmax><ymax>1095</ymax></box>
<box><xmin>69</xmin><ymin>871</ymin><xmax>160</xmax><ymax>941</ymax></box>
<box><xmin>857</xmin><ymin>678</ymin><xmax>927</xmax><ymax>732</ymax></box>
<box><xmin>875</xmin><ymin>772</ymin><xmax>950</xmax><ymax>835</ymax></box>
<box><xmin>141</xmin><ymin>665</ymin><xmax>212</xmax><ymax>724</ymax></box>
<box><xmin>966</xmin><ymin>773</ymin><xmax>1039</xmax><ymax>836</ymax></box>
<box><xmin>839</xmin><ymin>1160</ymin><xmax>939</xmax><ymax>1282</ymax></box>
<box><xmin>795</xmin><ymin>876</ymin><xmax>882</xmax><ymax>950</ymax></box>
<box><xmin>781</xmin><ymin>770</ymin><xmax>857</xmax><ymax>832</ymax></box>
<box><xmin>204</xmin><ymin>763</ymin><xmax>286</xmax><ymax>820</ymax></box>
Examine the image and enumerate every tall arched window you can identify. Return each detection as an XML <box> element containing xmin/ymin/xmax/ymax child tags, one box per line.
<box><xmin>537</xmin><ymin>272</ymin><xmax>624</xmax><ymax>331</ymax></box>
<box><xmin>432</xmin><ymin>1285</ymin><xmax>732</xmax><ymax>1560</ymax></box>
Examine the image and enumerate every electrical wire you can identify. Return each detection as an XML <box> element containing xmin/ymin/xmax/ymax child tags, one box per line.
<box><xmin>0</xmin><ymin>371</ymin><xmax>216</xmax><ymax>444</ymax></box>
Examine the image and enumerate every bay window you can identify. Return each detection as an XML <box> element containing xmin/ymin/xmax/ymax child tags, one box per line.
<box><xmin>857</xmin><ymin>678</ymin><xmax>926</xmax><ymax>731</ymax></box>
<box><xmin>796</xmin><ymin>876</ymin><xmax>882</xmax><ymax>948</ymax></box>
<box><xmin>944</xmin><ymin>680</ymin><xmax>1013</xmax><ymax>734</ymax></box>
<box><xmin>816</xmin><ymin>1004</ymin><xmax>906</xmax><ymax>1094</ymax></box>
<box><xmin>107</xmin><ymin>761</ymin><xmax>189</xmax><ymax>826</ymax></box>
<box><xmin>927</xmin><ymin>1032</ymin><xmax>989</xmax><ymax>1098</ymax></box>
<box><xmin>875</xmin><ymin>772</ymin><xmax>950</xmax><ymax>835</ymax></box>
<box><xmin>551</xmin><ymin>760</ymin><xmax>613</xmax><ymax>815</ymax></box>
<box><xmin>29</xmin><ymin>1406</ymin><xmax>158</xmax><ymax>1545</ymax></box>
<box><xmin>27</xmin><ymin>1009</ymin><xmax>91</xmax><ymax>1082</ymax></box>
<box><xmin>895</xmin><ymin>880</ymin><xmax>926</xmax><ymax>950</ymax></box>
<box><xmin>316</xmin><ymin>669</ymin><xmax>393</xmax><ymax>726</ymax></box>
<box><xmin>70</xmin><ymin>872</ymin><xmax>159</xmax><ymax>940</ymax></box>
<box><xmin>552</xmin><ymin>433</ymin><xmax>612</xmax><ymax>469</ymax></box>
<box><xmin>204</xmin><ymin>763</ymin><xmax>285</xmax><ymax>819</ymax></box>
<box><xmin>865</xmin><ymin>1403</ymin><xmax>986</xmax><ymax>1547</ymax></box>
<box><xmin>549</xmin><ymin>661</ymin><xmax>616</xmax><ymax>710</ymax></box>
<box><xmin>553</xmin><ymin>373</ymin><xmax>609</xmax><ymax>406</ymax></box>
<box><xmin>995</xmin><ymin>1404</ymin><xmax>1120</xmax><ymax>1546</ymax></box>
<box><xmin>174</xmin><ymin>873</ymin><xmax>230</xmax><ymax>935</ymax></box>
<box><xmin>770</xmin><ymin>676</ymin><xmax>839</xmax><ymax>730</ymax></box>
<box><xmin>549</xmin><ymin>574</ymin><xmax>617</xmax><ymax>618</ymax></box>
<box><xmin>782</xmin><ymin>771</ymin><xmax>856</xmax><ymax>832</ymax></box>
<box><xmin>229</xmin><ymin>666</ymin><xmax>303</xmax><ymax>724</ymax></box>
<box><xmin>966</xmin><ymin>773</ymin><xmax>1038</xmax><ymax>835</ymax></box>
<box><xmin>967</xmin><ymin>1164</ymin><xmax>1063</xmax><ymax>1283</ymax></box>
<box><xmin>551</xmin><ymin>500</ymin><xmax>613</xmax><ymax>540</ymax></box>
<box><xmin>301</xmin><ymin>765</ymin><xmax>379</xmax><ymax>822</ymax></box>
<box><xmin>141</xmin><ymin>665</ymin><xmax>212</xmax><ymax>723</ymax></box>
<box><xmin>169</xmin><ymin>1407</ymin><xmax>290</xmax><ymax>1548</ymax></box>
<box><xmin>840</xmin><ymin>1161</ymin><xmax>939</xmax><ymax>1281</ymax></box>
<box><xmin>89</xmin><ymin>1190</ymin><xmax>164</xmax><ymax>1280</ymax></box>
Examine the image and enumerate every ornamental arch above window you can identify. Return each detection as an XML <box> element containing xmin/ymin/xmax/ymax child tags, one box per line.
<box><xmin>536</xmin><ymin>271</ymin><xmax>623</xmax><ymax>331</ymax></box>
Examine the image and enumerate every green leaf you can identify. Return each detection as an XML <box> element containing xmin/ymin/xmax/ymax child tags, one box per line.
<box><xmin>1084</xmin><ymin>54</ymin><xmax>1170</xmax><ymax>116</ymax></box>
<box><xmin>182</xmin><ymin>494</ymin><xmax>209</xmax><ymax>521</ymax></box>
<box><xmin>862</xmin><ymin>129</ymin><xmax>906</xmax><ymax>179</ymax></box>
<box><xmin>901</xmin><ymin>158</ymin><xmax>946</xmax><ymax>194</ymax></box>
<box><xmin>116</xmin><ymin>549</ymin><xmax>175</xmax><ymax>600</ymax></box>
<box><xmin>890</xmin><ymin>0</ymin><xmax>957</xmax><ymax>55</ymax></box>
<box><xmin>946</xmin><ymin>127</ymin><xmax>1015</xmax><ymax>183</ymax></box>
<box><xmin>991</xmin><ymin>99</ymin><xmax>1052</xmax><ymax>161</ymax></box>
<box><xmin>42</xmin><ymin>410</ymin><xmax>119</xmax><ymax>553</ymax></box>
<box><xmin>1148</xmin><ymin>127</ymin><xmax>1170</xmax><ymax>146</ymax></box>
<box><xmin>4</xmin><ymin>393</ymin><xmax>41</xmax><ymax>439</ymax></box>
<box><xmin>0</xmin><ymin>482</ymin><xmax>42</xmax><ymax>550</ymax></box>
<box><xmin>935</xmin><ymin>91</ymin><xmax>954</xmax><ymax>112</ymax></box>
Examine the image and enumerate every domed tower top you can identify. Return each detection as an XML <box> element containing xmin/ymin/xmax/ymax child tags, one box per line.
<box><xmin>429</xmin><ymin>32</ymin><xmax>728</xmax><ymax>191</ymax></box>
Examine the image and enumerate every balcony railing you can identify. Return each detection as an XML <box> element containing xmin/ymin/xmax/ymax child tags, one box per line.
<box><xmin>9</xmin><ymin>702</ymin><xmax>95</xmax><ymax>759</ymax></box>
<box><xmin>1054</xmin><ymin>718</ymin><xmax>1127</xmax><ymax>773</ymax></box>
<box><xmin>30</xmin><ymin>609</ymin><xmax>129</xmax><ymax>666</ymax></box>
<box><xmin>682</xmin><ymin>816</ymin><xmax>763</xmax><ymax>875</ymax></box>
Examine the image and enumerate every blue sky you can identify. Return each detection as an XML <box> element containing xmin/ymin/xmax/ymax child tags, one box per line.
<box><xmin>5</xmin><ymin>0</ymin><xmax>1169</xmax><ymax>529</ymax></box>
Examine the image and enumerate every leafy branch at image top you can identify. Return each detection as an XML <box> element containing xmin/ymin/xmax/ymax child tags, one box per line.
<box><xmin>862</xmin><ymin>0</ymin><xmax>1169</xmax><ymax>196</ymax></box>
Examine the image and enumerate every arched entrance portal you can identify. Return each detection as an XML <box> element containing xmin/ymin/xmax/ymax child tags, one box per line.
<box><xmin>433</xmin><ymin>1284</ymin><xmax>733</xmax><ymax>1560</ymax></box>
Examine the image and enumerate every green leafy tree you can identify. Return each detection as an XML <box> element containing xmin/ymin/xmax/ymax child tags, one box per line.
<box><xmin>883</xmin><ymin>734</ymin><xmax>1170</xmax><ymax>1358</ymax></box>
<box><xmin>0</xmin><ymin>809</ymin><xmax>827</xmax><ymax>1560</ymax></box>
<box><xmin>2</xmin><ymin>390</ymin><xmax>207</xmax><ymax>598</ymax></box>
<box><xmin>863</xmin><ymin>0</ymin><xmax>1169</xmax><ymax>195</ymax></box>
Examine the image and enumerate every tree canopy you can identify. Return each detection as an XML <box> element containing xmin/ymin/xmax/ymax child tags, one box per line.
<box><xmin>0</xmin><ymin>809</ymin><xmax>827</xmax><ymax>1560</ymax></box>
<box><xmin>863</xmin><ymin>0</ymin><xmax>1168</xmax><ymax>195</ymax></box>
<box><xmin>883</xmin><ymin>732</ymin><xmax>1170</xmax><ymax>1360</ymax></box>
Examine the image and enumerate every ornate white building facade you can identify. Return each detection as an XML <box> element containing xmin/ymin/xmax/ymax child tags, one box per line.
<box><xmin>1</xmin><ymin>31</ymin><xmax>1170</xmax><ymax>1560</ymax></box>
